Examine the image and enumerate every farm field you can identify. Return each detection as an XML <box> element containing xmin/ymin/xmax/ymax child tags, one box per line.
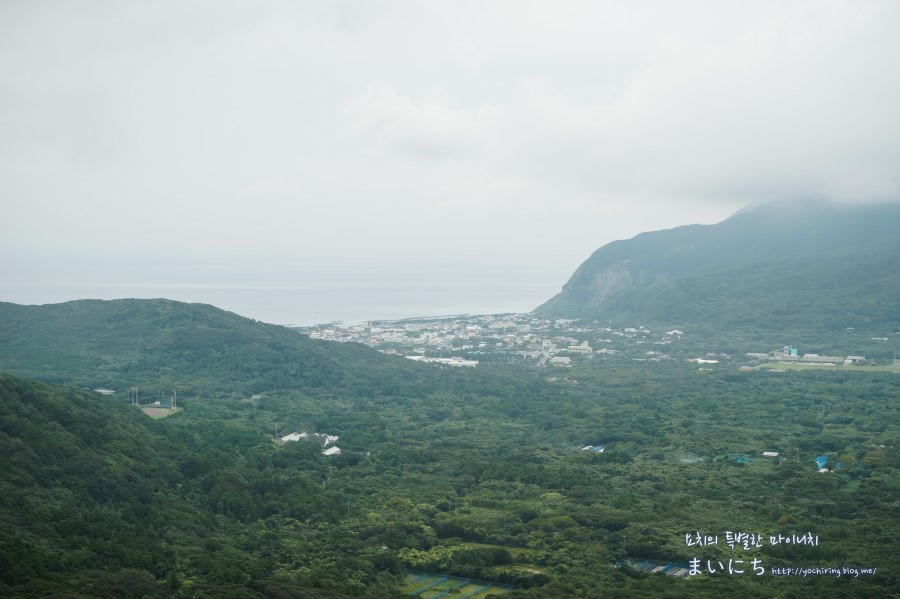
<box><xmin>139</xmin><ymin>406</ymin><xmax>183</xmax><ymax>419</ymax></box>
<box><xmin>403</xmin><ymin>572</ymin><xmax>514</xmax><ymax>598</ymax></box>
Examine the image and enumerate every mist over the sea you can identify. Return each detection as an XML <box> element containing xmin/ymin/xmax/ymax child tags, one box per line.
<box><xmin>0</xmin><ymin>268</ymin><xmax>561</xmax><ymax>325</ymax></box>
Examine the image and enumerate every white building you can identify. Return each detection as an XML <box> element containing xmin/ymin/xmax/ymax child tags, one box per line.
<box><xmin>567</xmin><ymin>341</ymin><xmax>593</xmax><ymax>354</ymax></box>
<box><xmin>405</xmin><ymin>356</ymin><xmax>478</xmax><ymax>367</ymax></box>
<box><xmin>281</xmin><ymin>432</ymin><xmax>340</xmax><ymax>446</ymax></box>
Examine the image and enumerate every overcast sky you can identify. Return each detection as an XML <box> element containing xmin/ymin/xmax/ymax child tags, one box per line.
<box><xmin>3</xmin><ymin>1</ymin><xmax>900</xmax><ymax>320</ymax></box>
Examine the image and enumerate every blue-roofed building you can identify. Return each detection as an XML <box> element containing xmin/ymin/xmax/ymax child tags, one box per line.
<box><xmin>815</xmin><ymin>455</ymin><xmax>828</xmax><ymax>470</ymax></box>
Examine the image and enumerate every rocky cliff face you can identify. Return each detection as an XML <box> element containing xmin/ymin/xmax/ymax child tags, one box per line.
<box><xmin>567</xmin><ymin>261</ymin><xmax>646</xmax><ymax>310</ymax></box>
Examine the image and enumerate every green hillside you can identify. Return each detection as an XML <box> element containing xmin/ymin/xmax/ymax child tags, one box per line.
<box><xmin>599</xmin><ymin>251</ymin><xmax>900</xmax><ymax>335</ymax></box>
<box><xmin>0</xmin><ymin>374</ymin><xmax>405</xmax><ymax>598</ymax></box>
<box><xmin>536</xmin><ymin>201</ymin><xmax>900</xmax><ymax>333</ymax></box>
<box><xmin>0</xmin><ymin>298</ymin><xmax>426</xmax><ymax>396</ymax></box>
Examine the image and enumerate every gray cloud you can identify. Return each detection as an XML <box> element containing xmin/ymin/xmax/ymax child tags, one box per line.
<box><xmin>2</xmin><ymin>0</ymin><xmax>898</xmax><ymax>313</ymax></box>
<box><xmin>347</xmin><ymin>83</ymin><xmax>501</xmax><ymax>159</ymax></box>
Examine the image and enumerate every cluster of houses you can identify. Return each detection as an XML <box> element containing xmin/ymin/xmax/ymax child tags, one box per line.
<box><xmin>747</xmin><ymin>346</ymin><xmax>865</xmax><ymax>366</ymax></box>
<box><xmin>296</xmin><ymin>314</ymin><xmax>685</xmax><ymax>369</ymax></box>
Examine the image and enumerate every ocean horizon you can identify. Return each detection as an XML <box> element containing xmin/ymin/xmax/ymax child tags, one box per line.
<box><xmin>0</xmin><ymin>279</ymin><xmax>562</xmax><ymax>326</ymax></box>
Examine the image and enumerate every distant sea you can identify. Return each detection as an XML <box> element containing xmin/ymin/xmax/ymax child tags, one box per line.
<box><xmin>0</xmin><ymin>278</ymin><xmax>562</xmax><ymax>326</ymax></box>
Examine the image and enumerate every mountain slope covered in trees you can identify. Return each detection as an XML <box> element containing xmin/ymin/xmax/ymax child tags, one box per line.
<box><xmin>536</xmin><ymin>201</ymin><xmax>900</xmax><ymax>332</ymax></box>
<box><xmin>0</xmin><ymin>298</ymin><xmax>426</xmax><ymax>396</ymax></box>
<box><xmin>0</xmin><ymin>374</ymin><xmax>402</xmax><ymax>598</ymax></box>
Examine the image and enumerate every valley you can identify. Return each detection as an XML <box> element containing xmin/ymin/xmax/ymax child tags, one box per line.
<box><xmin>1</xmin><ymin>294</ymin><xmax>898</xmax><ymax>597</ymax></box>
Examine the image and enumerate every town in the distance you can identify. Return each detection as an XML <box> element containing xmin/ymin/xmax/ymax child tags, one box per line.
<box><xmin>294</xmin><ymin>314</ymin><xmax>899</xmax><ymax>372</ymax></box>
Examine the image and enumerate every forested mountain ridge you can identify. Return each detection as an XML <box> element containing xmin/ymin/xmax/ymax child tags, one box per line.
<box><xmin>535</xmin><ymin>200</ymin><xmax>900</xmax><ymax>332</ymax></box>
<box><xmin>0</xmin><ymin>298</ymin><xmax>425</xmax><ymax>395</ymax></box>
<box><xmin>0</xmin><ymin>374</ymin><xmax>405</xmax><ymax>598</ymax></box>
<box><xmin>0</xmin><ymin>374</ymin><xmax>178</xmax><ymax>594</ymax></box>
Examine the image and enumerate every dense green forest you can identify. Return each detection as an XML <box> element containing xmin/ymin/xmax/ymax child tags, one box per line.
<box><xmin>0</xmin><ymin>299</ymin><xmax>425</xmax><ymax>396</ymax></box>
<box><xmin>1</xmin><ymin>299</ymin><xmax>898</xmax><ymax>597</ymax></box>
